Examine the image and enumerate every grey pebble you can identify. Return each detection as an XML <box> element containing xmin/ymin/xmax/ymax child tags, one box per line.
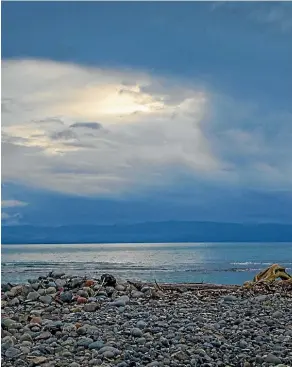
<box><xmin>265</xmin><ymin>354</ymin><xmax>282</xmax><ymax>364</ymax></box>
<box><xmin>112</xmin><ymin>295</ymin><xmax>130</xmax><ymax>307</ymax></box>
<box><xmin>132</xmin><ymin>328</ymin><xmax>143</xmax><ymax>337</ymax></box>
<box><xmin>84</xmin><ymin>303</ymin><xmax>98</xmax><ymax>312</ymax></box>
<box><xmin>88</xmin><ymin>340</ymin><xmax>104</xmax><ymax>350</ymax></box>
<box><xmin>27</xmin><ymin>291</ymin><xmax>40</xmax><ymax>301</ymax></box>
<box><xmin>136</xmin><ymin>320</ymin><xmax>147</xmax><ymax>329</ymax></box>
<box><xmin>39</xmin><ymin>295</ymin><xmax>52</xmax><ymax>304</ymax></box>
<box><xmin>77</xmin><ymin>337</ymin><xmax>94</xmax><ymax>347</ymax></box>
<box><xmin>5</xmin><ymin>347</ymin><xmax>21</xmax><ymax>359</ymax></box>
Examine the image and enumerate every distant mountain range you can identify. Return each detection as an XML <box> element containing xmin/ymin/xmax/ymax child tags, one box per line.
<box><xmin>2</xmin><ymin>221</ymin><xmax>292</xmax><ymax>244</ymax></box>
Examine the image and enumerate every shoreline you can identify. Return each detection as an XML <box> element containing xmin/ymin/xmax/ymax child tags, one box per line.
<box><xmin>2</xmin><ymin>273</ymin><xmax>292</xmax><ymax>366</ymax></box>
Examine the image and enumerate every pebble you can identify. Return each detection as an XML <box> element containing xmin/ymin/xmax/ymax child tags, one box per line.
<box><xmin>132</xmin><ymin>328</ymin><xmax>143</xmax><ymax>337</ymax></box>
<box><xmin>46</xmin><ymin>286</ymin><xmax>56</xmax><ymax>294</ymax></box>
<box><xmin>8</xmin><ymin>297</ymin><xmax>20</xmax><ymax>306</ymax></box>
<box><xmin>5</xmin><ymin>347</ymin><xmax>21</xmax><ymax>358</ymax></box>
<box><xmin>20</xmin><ymin>333</ymin><xmax>33</xmax><ymax>342</ymax></box>
<box><xmin>103</xmin><ymin>350</ymin><xmax>115</xmax><ymax>358</ymax></box>
<box><xmin>223</xmin><ymin>295</ymin><xmax>238</xmax><ymax>302</ymax></box>
<box><xmin>136</xmin><ymin>320</ymin><xmax>147</xmax><ymax>329</ymax></box>
<box><xmin>60</xmin><ymin>291</ymin><xmax>73</xmax><ymax>302</ymax></box>
<box><xmin>27</xmin><ymin>291</ymin><xmax>40</xmax><ymax>301</ymax></box>
<box><xmin>77</xmin><ymin>296</ymin><xmax>88</xmax><ymax>304</ymax></box>
<box><xmin>265</xmin><ymin>354</ymin><xmax>282</xmax><ymax>364</ymax></box>
<box><xmin>272</xmin><ymin>311</ymin><xmax>283</xmax><ymax>318</ymax></box>
<box><xmin>88</xmin><ymin>340</ymin><xmax>104</xmax><ymax>350</ymax></box>
<box><xmin>39</xmin><ymin>295</ymin><xmax>52</xmax><ymax>304</ymax></box>
<box><xmin>1</xmin><ymin>272</ymin><xmax>292</xmax><ymax>367</ymax></box>
<box><xmin>131</xmin><ymin>291</ymin><xmax>144</xmax><ymax>298</ymax></box>
<box><xmin>112</xmin><ymin>295</ymin><xmax>130</xmax><ymax>307</ymax></box>
<box><xmin>77</xmin><ymin>337</ymin><xmax>94</xmax><ymax>347</ymax></box>
<box><xmin>84</xmin><ymin>303</ymin><xmax>99</xmax><ymax>312</ymax></box>
<box><xmin>115</xmin><ymin>284</ymin><xmax>125</xmax><ymax>291</ymax></box>
<box><xmin>2</xmin><ymin>318</ymin><xmax>16</xmax><ymax>329</ymax></box>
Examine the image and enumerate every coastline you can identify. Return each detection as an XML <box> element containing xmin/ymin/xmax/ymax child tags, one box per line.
<box><xmin>2</xmin><ymin>273</ymin><xmax>292</xmax><ymax>367</ymax></box>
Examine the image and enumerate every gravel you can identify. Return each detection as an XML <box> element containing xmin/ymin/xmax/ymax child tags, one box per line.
<box><xmin>1</xmin><ymin>273</ymin><xmax>292</xmax><ymax>366</ymax></box>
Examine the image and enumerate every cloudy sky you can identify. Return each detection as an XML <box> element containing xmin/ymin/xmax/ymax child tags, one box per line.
<box><xmin>2</xmin><ymin>1</ymin><xmax>292</xmax><ymax>226</ymax></box>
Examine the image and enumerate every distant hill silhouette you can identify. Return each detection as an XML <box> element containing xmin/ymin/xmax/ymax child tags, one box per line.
<box><xmin>2</xmin><ymin>221</ymin><xmax>292</xmax><ymax>244</ymax></box>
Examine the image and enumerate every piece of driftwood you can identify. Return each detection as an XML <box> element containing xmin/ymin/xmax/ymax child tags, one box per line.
<box><xmin>253</xmin><ymin>264</ymin><xmax>291</xmax><ymax>282</ymax></box>
<box><xmin>94</xmin><ymin>277</ymin><xmax>105</xmax><ymax>296</ymax></box>
<box><xmin>144</xmin><ymin>282</ymin><xmax>240</xmax><ymax>291</ymax></box>
<box><xmin>154</xmin><ymin>279</ymin><xmax>164</xmax><ymax>292</ymax></box>
<box><xmin>244</xmin><ymin>264</ymin><xmax>291</xmax><ymax>287</ymax></box>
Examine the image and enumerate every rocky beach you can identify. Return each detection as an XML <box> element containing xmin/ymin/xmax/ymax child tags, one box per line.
<box><xmin>1</xmin><ymin>272</ymin><xmax>292</xmax><ymax>367</ymax></box>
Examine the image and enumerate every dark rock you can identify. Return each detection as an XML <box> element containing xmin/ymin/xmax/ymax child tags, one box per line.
<box><xmin>5</xmin><ymin>347</ymin><xmax>21</xmax><ymax>359</ymax></box>
<box><xmin>60</xmin><ymin>291</ymin><xmax>73</xmax><ymax>303</ymax></box>
<box><xmin>1</xmin><ymin>283</ymin><xmax>12</xmax><ymax>292</ymax></box>
<box><xmin>88</xmin><ymin>340</ymin><xmax>104</xmax><ymax>350</ymax></box>
<box><xmin>265</xmin><ymin>354</ymin><xmax>282</xmax><ymax>364</ymax></box>
<box><xmin>84</xmin><ymin>303</ymin><xmax>99</xmax><ymax>312</ymax></box>
<box><xmin>101</xmin><ymin>274</ymin><xmax>116</xmax><ymax>287</ymax></box>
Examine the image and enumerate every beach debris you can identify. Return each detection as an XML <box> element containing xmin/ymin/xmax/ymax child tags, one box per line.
<box><xmin>244</xmin><ymin>264</ymin><xmax>292</xmax><ymax>288</ymax></box>
<box><xmin>253</xmin><ymin>264</ymin><xmax>291</xmax><ymax>282</ymax></box>
<box><xmin>101</xmin><ymin>273</ymin><xmax>116</xmax><ymax>287</ymax></box>
<box><xmin>154</xmin><ymin>279</ymin><xmax>164</xmax><ymax>293</ymax></box>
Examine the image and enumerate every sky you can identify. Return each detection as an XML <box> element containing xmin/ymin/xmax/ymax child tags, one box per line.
<box><xmin>1</xmin><ymin>1</ymin><xmax>292</xmax><ymax>226</ymax></box>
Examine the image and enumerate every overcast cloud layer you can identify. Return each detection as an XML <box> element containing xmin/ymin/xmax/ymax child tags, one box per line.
<box><xmin>2</xmin><ymin>59</ymin><xmax>292</xmax><ymax>199</ymax></box>
<box><xmin>1</xmin><ymin>2</ymin><xmax>292</xmax><ymax>225</ymax></box>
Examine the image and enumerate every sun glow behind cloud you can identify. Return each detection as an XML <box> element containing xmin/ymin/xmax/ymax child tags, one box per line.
<box><xmin>2</xmin><ymin>59</ymin><xmax>220</xmax><ymax>195</ymax></box>
<box><xmin>2</xmin><ymin>58</ymin><xmax>292</xmax><ymax>197</ymax></box>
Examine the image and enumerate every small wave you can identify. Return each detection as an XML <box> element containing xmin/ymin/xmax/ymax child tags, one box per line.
<box><xmin>231</xmin><ymin>262</ymin><xmax>273</xmax><ymax>265</ymax></box>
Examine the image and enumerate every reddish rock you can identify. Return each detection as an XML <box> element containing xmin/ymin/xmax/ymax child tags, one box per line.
<box><xmin>85</xmin><ymin>280</ymin><xmax>95</xmax><ymax>287</ymax></box>
<box><xmin>30</xmin><ymin>316</ymin><xmax>42</xmax><ymax>325</ymax></box>
<box><xmin>77</xmin><ymin>296</ymin><xmax>88</xmax><ymax>304</ymax></box>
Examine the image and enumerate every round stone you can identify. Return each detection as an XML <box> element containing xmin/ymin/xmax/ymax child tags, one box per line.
<box><xmin>39</xmin><ymin>295</ymin><xmax>52</xmax><ymax>304</ymax></box>
<box><xmin>136</xmin><ymin>320</ymin><xmax>147</xmax><ymax>329</ymax></box>
<box><xmin>265</xmin><ymin>354</ymin><xmax>282</xmax><ymax>364</ymax></box>
<box><xmin>272</xmin><ymin>311</ymin><xmax>282</xmax><ymax>318</ymax></box>
<box><xmin>5</xmin><ymin>347</ymin><xmax>21</xmax><ymax>358</ymax></box>
<box><xmin>103</xmin><ymin>351</ymin><xmax>115</xmax><ymax>359</ymax></box>
<box><xmin>46</xmin><ymin>286</ymin><xmax>56</xmax><ymax>294</ymax></box>
<box><xmin>132</xmin><ymin>328</ymin><xmax>143</xmax><ymax>337</ymax></box>
<box><xmin>84</xmin><ymin>303</ymin><xmax>98</xmax><ymax>312</ymax></box>
<box><xmin>88</xmin><ymin>340</ymin><xmax>104</xmax><ymax>350</ymax></box>
<box><xmin>60</xmin><ymin>291</ymin><xmax>73</xmax><ymax>303</ymax></box>
<box><xmin>27</xmin><ymin>291</ymin><xmax>40</xmax><ymax>301</ymax></box>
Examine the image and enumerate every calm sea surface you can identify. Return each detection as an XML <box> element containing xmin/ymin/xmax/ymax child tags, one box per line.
<box><xmin>1</xmin><ymin>242</ymin><xmax>292</xmax><ymax>284</ymax></box>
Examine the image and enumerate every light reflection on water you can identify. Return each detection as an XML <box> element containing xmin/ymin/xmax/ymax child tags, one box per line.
<box><xmin>2</xmin><ymin>242</ymin><xmax>292</xmax><ymax>284</ymax></box>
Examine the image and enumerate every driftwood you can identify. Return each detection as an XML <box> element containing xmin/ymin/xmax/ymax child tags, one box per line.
<box><xmin>94</xmin><ymin>277</ymin><xmax>105</xmax><ymax>296</ymax></box>
<box><xmin>253</xmin><ymin>264</ymin><xmax>291</xmax><ymax>282</ymax></box>
<box><xmin>244</xmin><ymin>264</ymin><xmax>291</xmax><ymax>288</ymax></box>
<box><xmin>145</xmin><ymin>282</ymin><xmax>239</xmax><ymax>292</ymax></box>
<box><xmin>154</xmin><ymin>279</ymin><xmax>164</xmax><ymax>292</ymax></box>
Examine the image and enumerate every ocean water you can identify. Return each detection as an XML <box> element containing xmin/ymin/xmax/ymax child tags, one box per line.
<box><xmin>1</xmin><ymin>242</ymin><xmax>292</xmax><ymax>285</ymax></box>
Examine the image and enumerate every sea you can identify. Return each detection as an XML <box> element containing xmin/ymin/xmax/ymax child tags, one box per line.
<box><xmin>1</xmin><ymin>242</ymin><xmax>292</xmax><ymax>285</ymax></box>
